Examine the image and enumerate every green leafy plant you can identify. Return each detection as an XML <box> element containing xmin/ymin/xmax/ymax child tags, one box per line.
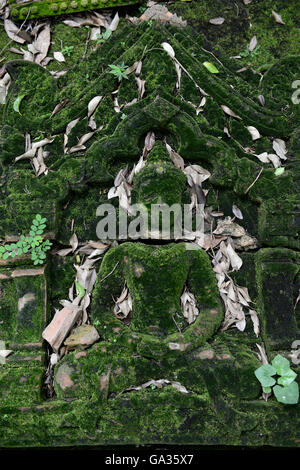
<box><xmin>96</xmin><ymin>28</ymin><xmax>112</xmax><ymax>44</ymax></box>
<box><xmin>0</xmin><ymin>214</ymin><xmax>52</xmax><ymax>265</ymax></box>
<box><xmin>239</xmin><ymin>44</ymin><xmax>261</xmax><ymax>58</ymax></box>
<box><xmin>61</xmin><ymin>45</ymin><xmax>74</xmax><ymax>57</ymax></box>
<box><xmin>108</xmin><ymin>62</ymin><xmax>129</xmax><ymax>82</ymax></box>
<box><xmin>255</xmin><ymin>354</ymin><xmax>299</xmax><ymax>404</ymax></box>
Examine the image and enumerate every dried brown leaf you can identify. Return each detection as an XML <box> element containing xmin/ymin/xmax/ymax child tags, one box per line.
<box><xmin>4</xmin><ymin>19</ymin><xmax>26</xmax><ymax>44</ymax></box>
<box><xmin>69</xmin><ymin>233</ymin><xmax>78</xmax><ymax>252</ymax></box>
<box><xmin>87</xmin><ymin>95</ymin><xmax>103</xmax><ymax>118</ymax></box>
<box><xmin>249</xmin><ymin>35</ymin><xmax>257</xmax><ymax>52</ymax></box>
<box><xmin>247</xmin><ymin>126</ymin><xmax>261</xmax><ymax>141</ymax></box>
<box><xmin>53</xmin><ymin>51</ymin><xmax>65</xmax><ymax>62</ymax></box>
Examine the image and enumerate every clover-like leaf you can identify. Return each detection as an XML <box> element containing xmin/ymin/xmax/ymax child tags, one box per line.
<box><xmin>277</xmin><ymin>369</ymin><xmax>297</xmax><ymax>386</ymax></box>
<box><xmin>273</xmin><ymin>382</ymin><xmax>299</xmax><ymax>405</ymax></box>
<box><xmin>272</xmin><ymin>354</ymin><xmax>290</xmax><ymax>376</ymax></box>
<box><xmin>254</xmin><ymin>363</ymin><xmax>276</xmax><ymax>387</ymax></box>
<box><xmin>262</xmin><ymin>386</ymin><xmax>272</xmax><ymax>394</ymax></box>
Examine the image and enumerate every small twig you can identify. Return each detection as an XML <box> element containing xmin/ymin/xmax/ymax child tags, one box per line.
<box><xmin>244</xmin><ymin>167</ymin><xmax>264</xmax><ymax>194</ymax></box>
<box><xmin>99</xmin><ymin>261</ymin><xmax>120</xmax><ymax>283</ymax></box>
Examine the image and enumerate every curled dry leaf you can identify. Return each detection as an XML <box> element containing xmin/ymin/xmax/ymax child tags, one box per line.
<box><xmin>63</xmin><ymin>12</ymin><xmax>109</xmax><ymax>28</ymax></box>
<box><xmin>57</xmin><ymin>247</ymin><xmax>73</xmax><ymax>257</ymax></box>
<box><xmin>51</xmin><ymin>98</ymin><xmax>70</xmax><ymax>117</ymax></box>
<box><xmin>88</xmin><ymin>116</ymin><xmax>97</xmax><ymax>130</ymax></box>
<box><xmin>184</xmin><ymin>165</ymin><xmax>211</xmax><ymax>186</ymax></box>
<box><xmin>114</xmin><ymin>285</ymin><xmax>132</xmax><ymax>319</ymax></box>
<box><xmin>267</xmin><ymin>153</ymin><xmax>281</xmax><ymax>168</ymax></box>
<box><xmin>65</xmin><ymin>119</ymin><xmax>80</xmax><ymax>135</ymax></box>
<box><xmin>4</xmin><ymin>19</ymin><xmax>26</xmax><ymax>44</ymax></box>
<box><xmin>166</xmin><ymin>143</ymin><xmax>185</xmax><ymax>170</ymax></box>
<box><xmin>273</xmin><ymin>138</ymin><xmax>287</xmax><ymax>160</ymax></box>
<box><xmin>175</xmin><ymin>62</ymin><xmax>182</xmax><ymax>90</ymax></box>
<box><xmin>254</xmin><ymin>152</ymin><xmax>269</xmax><ymax>164</ymax></box>
<box><xmin>53</xmin><ymin>51</ymin><xmax>65</xmax><ymax>62</ymax></box>
<box><xmin>34</xmin><ymin>24</ymin><xmax>51</xmax><ymax>65</ymax></box>
<box><xmin>0</xmin><ymin>73</ymin><xmax>11</xmax><ymax>104</ymax></box>
<box><xmin>125</xmin><ymin>379</ymin><xmax>189</xmax><ymax>394</ymax></box>
<box><xmin>220</xmin><ymin>105</ymin><xmax>241</xmax><ymax>120</ymax></box>
<box><xmin>69</xmin><ymin>233</ymin><xmax>78</xmax><ymax>252</ymax></box>
<box><xmin>249</xmin><ymin>309</ymin><xmax>260</xmax><ymax>336</ymax></box>
<box><xmin>135</xmin><ymin>77</ymin><xmax>146</xmax><ymax>100</ymax></box>
<box><xmin>225</xmin><ymin>240</ymin><xmax>243</xmax><ymax>271</ymax></box>
<box><xmin>258</xmin><ymin>95</ymin><xmax>265</xmax><ymax>106</ymax></box>
<box><xmin>232</xmin><ymin>234</ymin><xmax>258</xmax><ymax>250</ymax></box>
<box><xmin>87</xmin><ymin>95</ymin><xmax>103</xmax><ymax>118</ymax></box>
<box><xmin>209</xmin><ymin>17</ymin><xmax>225</xmax><ymax>25</ymax></box>
<box><xmin>15</xmin><ymin>137</ymin><xmax>54</xmax><ymax>162</ymax></box>
<box><xmin>109</xmin><ymin>12</ymin><xmax>120</xmax><ymax>32</ymax></box>
<box><xmin>180</xmin><ymin>287</ymin><xmax>199</xmax><ymax>324</ymax></box>
<box><xmin>68</xmin><ymin>131</ymin><xmax>95</xmax><ymax>154</ymax></box>
<box><xmin>256</xmin><ymin>343</ymin><xmax>268</xmax><ymax>365</ymax></box>
<box><xmin>143</xmin><ymin>131</ymin><xmax>156</xmax><ymax>157</ymax></box>
<box><xmin>231</xmin><ymin>204</ymin><xmax>243</xmax><ymax>220</ymax></box>
<box><xmin>161</xmin><ymin>42</ymin><xmax>175</xmax><ymax>59</ymax></box>
<box><xmin>213</xmin><ymin>217</ymin><xmax>246</xmax><ymax>237</ymax></box>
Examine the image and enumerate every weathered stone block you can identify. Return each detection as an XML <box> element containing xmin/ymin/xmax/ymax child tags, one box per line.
<box><xmin>0</xmin><ymin>263</ymin><xmax>49</xmax><ymax>345</ymax></box>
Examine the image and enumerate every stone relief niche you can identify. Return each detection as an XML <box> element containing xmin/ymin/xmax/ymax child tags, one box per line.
<box><xmin>0</xmin><ymin>20</ymin><xmax>299</xmax><ymax>447</ymax></box>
